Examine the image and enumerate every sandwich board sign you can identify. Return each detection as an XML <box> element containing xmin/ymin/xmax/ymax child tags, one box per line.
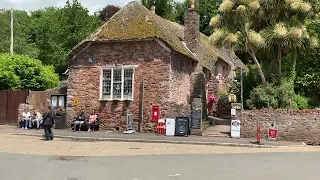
<box><xmin>231</xmin><ymin>119</ymin><xmax>240</xmax><ymax>138</ymax></box>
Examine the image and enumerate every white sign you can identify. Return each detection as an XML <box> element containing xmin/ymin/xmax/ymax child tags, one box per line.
<box><xmin>165</xmin><ymin>118</ymin><xmax>175</xmax><ymax>136</ymax></box>
<box><xmin>231</xmin><ymin>108</ymin><xmax>236</xmax><ymax>116</ymax></box>
<box><xmin>231</xmin><ymin>120</ymin><xmax>240</xmax><ymax>138</ymax></box>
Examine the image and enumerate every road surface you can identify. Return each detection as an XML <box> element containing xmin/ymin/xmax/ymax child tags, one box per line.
<box><xmin>0</xmin><ymin>151</ymin><xmax>319</xmax><ymax>180</ymax></box>
<box><xmin>0</xmin><ymin>134</ymin><xmax>319</xmax><ymax>180</ymax></box>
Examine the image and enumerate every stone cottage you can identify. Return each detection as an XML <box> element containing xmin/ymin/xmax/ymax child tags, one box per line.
<box><xmin>65</xmin><ymin>1</ymin><xmax>245</xmax><ymax>131</ymax></box>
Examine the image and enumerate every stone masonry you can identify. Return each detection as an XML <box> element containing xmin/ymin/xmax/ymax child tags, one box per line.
<box><xmin>241</xmin><ymin>109</ymin><xmax>320</xmax><ymax>145</ymax></box>
<box><xmin>67</xmin><ymin>40</ymin><xmax>195</xmax><ymax>132</ymax></box>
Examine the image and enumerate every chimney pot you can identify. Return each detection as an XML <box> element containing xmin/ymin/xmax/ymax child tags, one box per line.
<box><xmin>151</xmin><ymin>5</ymin><xmax>155</xmax><ymax>13</ymax></box>
<box><xmin>190</xmin><ymin>0</ymin><xmax>195</xmax><ymax>9</ymax></box>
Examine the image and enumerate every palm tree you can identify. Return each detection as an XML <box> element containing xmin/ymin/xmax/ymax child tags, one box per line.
<box><xmin>210</xmin><ymin>0</ymin><xmax>318</xmax><ymax>85</ymax></box>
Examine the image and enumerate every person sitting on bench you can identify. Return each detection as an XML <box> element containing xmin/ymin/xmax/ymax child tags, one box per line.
<box><xmin>22</xmin><ymin>109</ymin><xmax>31</xmax><ymax>129</ymax></box>
<box><xmin>74</xmin><ymin>111</ymin><xmax>85</xmax><ymax>132</ymax></box>
<box><xmin>87</xmin><ymin>110</ymin><xmax>98</xmax><ymax>132</ymax></box>
<box><xmin>32</xmin><ymin>110</ymin><xmax>42</xmax><ymax>130</ymax></box>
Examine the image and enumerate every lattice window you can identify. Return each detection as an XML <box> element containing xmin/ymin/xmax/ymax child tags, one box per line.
<box><xmin>102</xmin><ymin>69</ymin><xmax>112</xmax><ymax>99</ymax></box>
<box><xmin>100</xmin><ymin>67</ymin><xmax>135</xmax><ymax>101</ymax></box>
<box><xmin>123</xmin><ymin>69</ymin><xmax>133</xmax><ymax>100</ymax></box>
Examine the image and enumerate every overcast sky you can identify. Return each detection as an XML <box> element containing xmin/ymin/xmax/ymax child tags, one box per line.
<box><xmin>1</xmin><ymin>0</ymin><xmax>145</xmax><ymax>14</ymax></box>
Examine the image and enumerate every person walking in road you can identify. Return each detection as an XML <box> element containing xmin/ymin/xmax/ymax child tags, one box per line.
<box><xmin>42</xmin><ymin>106</ymin><xmax>55</xmax><ymax>141</ymax></box>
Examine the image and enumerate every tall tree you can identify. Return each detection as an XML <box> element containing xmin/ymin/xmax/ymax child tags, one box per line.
<box><xmin>97</xmin><ymin>5</ymin><xmax>120</xmax><ymax>22</ymax></box>
<box><xmin>141</xmin><ymin>0</ymin><xmax>176</xmax><ymax>21</ymax></box>
<box><xmin>0</xmin><ymin>10</ymin><xmax>39</xmax><ymax>58</ymax></box>
<box><xmin>29</xmin><ymin>0</ymin><xmax>102</xmax><ymax>75</ymax></box>
<box><xmin>172</xmin><ymin>0</ymin><xmax>221</xmax><ymax>36</ymax></box>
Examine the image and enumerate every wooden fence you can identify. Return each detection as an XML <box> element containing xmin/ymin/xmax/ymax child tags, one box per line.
<box><xmin>0</xmin><ymin>90</ymin><xmax>29</xmax><ymax>125</ymax></box>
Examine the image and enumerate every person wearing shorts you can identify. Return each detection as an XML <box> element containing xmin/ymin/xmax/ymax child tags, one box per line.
<box><xmin>74</xmin><ymin>111</ymin><xmax>85</xmax><ymax>132</ymax></box>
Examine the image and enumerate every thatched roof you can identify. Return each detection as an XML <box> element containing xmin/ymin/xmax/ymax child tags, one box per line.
<box><xmin>67</xmin><ymin>1</ymin><xmax>245</xmax><ymax>70</ymax></box>
<box><xmin>220</xmin><ymin>48</ymin><xmax>247</xmax><ymax>70</ymax></box>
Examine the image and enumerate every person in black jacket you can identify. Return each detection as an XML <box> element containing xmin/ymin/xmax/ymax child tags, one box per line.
<box><xmin>42</xmin><ymin>106</ymin><xmax>55</xmax><ymax>141</ymax></box>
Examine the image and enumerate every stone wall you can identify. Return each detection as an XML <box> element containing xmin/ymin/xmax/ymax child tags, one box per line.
<box><xmin>241</xmin><ymin>109</ymin><xmax>320</xmax><ymax>145</ymax></box>
<box><xmin>67</xmin><ymin>40</ymin><xmax>195</xmax><ymax>132</ymax></box>
<box><xmin>18</xmin><ymin>103</ymin><xmax>34</xmax><ymax>123</ymax></box>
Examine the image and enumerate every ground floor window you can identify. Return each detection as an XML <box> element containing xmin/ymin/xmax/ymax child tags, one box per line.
<box><xmin>100</xmin><ymin>66</ymin><xmax>135</xmax><ymax>101</ymax></box>
<box><xmin>51</xmin><ymin>95</ymin><xmax>66</xmax><ymax>107</ymax></box>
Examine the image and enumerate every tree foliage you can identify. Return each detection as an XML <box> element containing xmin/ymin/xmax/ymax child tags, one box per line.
<box><xmin>0</xmin><ymin>53</ymin><xmax>59</xmax><ymax>90</ymax></box>
<box><xmin>141</xmin><ymin>0</ymin><xmax>176</xmax><ymax>21</ymax></box>
<box><xmin>97</xmin><ymin>5</ymin><xmax>120</xmax><ymax>22</ymax></box>
<box><xmin>210</xmin><ymin>0</ymin><xmax>319</xmax><ymax>86</ymax></box>
<box><xmin>0</xmin><ymin>10</ymin><xmax>39</xmax><ymax>58</ymax></box>
<box><xmin>29</xmin><ymin>0</ymin><xmax>102</xmax><ymax>75</ymax></box>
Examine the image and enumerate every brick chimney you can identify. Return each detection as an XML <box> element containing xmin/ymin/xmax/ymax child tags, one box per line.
<box><xmin>184</xmin><ymin>0</ymin><xmax>200</xmax><ymax>53</ymax></box>
<box><xmin>151</xmin><ymin>5</ymin><xmax>155</xmax><ymax>14</ymax></box>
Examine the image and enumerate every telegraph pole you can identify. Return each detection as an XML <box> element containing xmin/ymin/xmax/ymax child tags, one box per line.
<box><xmin>10</xmin><ymin>8</ymin><xmax>13</xmax><ymax>54</ymax></box>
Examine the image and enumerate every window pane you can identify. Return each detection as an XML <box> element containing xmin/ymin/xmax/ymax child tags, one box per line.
<box><xmin>102</xmin><ymin>69</ymin><xmax>112</xmax><ymax>99</ymax></box>
<box><xmin>123</xmin><ymin>69</ymin><xmax>133</xmax><ymax>100</ymax></box>
<box><xmin>112</xmin><ymin>69</ymin><xmax>122</xmax><ymax>99</ymax></box>
<box><xmin>58</xmin><ymin>96</ymin><xmax>65</xmax><ymax>107</ymax></box>
<box><xmin>51</xmin><ymin>96</ymin><xmax>58</xmax><ymax>107</ymax></box>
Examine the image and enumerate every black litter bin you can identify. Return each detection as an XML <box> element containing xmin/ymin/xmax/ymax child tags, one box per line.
<box><xmin>54</xmin><ymin>113</ymin><xmax>66</xmax><ymax>129</ymax></box>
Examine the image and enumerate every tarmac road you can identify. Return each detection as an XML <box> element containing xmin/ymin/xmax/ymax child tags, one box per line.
<box><xmin>0</xmin><ymin>151</ymin><xmax>319</xmax><ymax>180</ymax></box>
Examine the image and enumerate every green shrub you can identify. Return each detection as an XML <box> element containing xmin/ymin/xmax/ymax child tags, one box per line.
<box><xmin>275</xmin><ymin>80</ymin><xmax>295</xmax><ymax>108</ymax></box>
<box><xmin>247</xmin><ymin>79</ymin><xmax>310</xmax><ymax>109</ymax></box>
<box><xmin>0</xmin><ymin>53</ymin><xmax>59</xmax><ymax>90</ymax></box>
<box><xmin>246</xmin><ymin>84</ymin><xmax>278</xmax><ymax>109</ymax></box>
<box><xmin>293</xmin><ymin>94</ymin><xmax>309</xmax><ymax>109</ymax></box>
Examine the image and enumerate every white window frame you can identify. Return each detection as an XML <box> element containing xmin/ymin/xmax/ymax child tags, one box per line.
<box><xmin>100</xmin><ymin>65</ymin><xmax>137</xmax><ymax>101</ymax></box>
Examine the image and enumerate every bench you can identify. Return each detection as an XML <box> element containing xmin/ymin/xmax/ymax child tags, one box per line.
<box><xmin>70</xmin><ymin>118</ymin><xmax>101</xmax><ymax>132</ymax></box>
<box><xmin>19</xmin><ymin>120</ymin><xmax>42</xmax><ymax>129</ymax></box>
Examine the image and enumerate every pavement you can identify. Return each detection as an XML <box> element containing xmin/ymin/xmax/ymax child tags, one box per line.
<box><xmin>1</xmin><ymin>151</ymin><xmax>320</xmax><ymax>180</ymax></box>
<box><xmin>0</xmin><ymin>125</ymin><xmax>304</xmax><ymax>148</ymax></box>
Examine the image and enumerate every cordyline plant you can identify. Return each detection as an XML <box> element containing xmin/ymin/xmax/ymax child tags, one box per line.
<box><xmin>209</xmin><ymin>0</ymin><xmax>319</xmax><ymax>86</ymax></box>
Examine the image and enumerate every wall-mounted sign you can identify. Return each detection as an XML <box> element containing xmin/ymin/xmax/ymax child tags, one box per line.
<box><xmin>231</xmin><ymin>108</ymin><xmax>236</xmax><ymax>116</ymax></box>
<box><xmin>73</xmin><ymin>98</ymin><xmax>79</xmax><ymax>106</ymax></box>
<box><xmin>231</xmin><ymin>103</ymin><xmax>242</xmax><ymax>110</ymax></box>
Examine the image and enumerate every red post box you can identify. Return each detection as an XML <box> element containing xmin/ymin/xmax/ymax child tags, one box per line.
<box><xmin>152</xmin><ymin>105</ymin><xmax>160</xmax><ymax>122</ymax></box>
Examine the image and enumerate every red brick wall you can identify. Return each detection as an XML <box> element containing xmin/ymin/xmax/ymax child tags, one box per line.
<box><xmin>67</xmin><ymin>40</ymin><xmax>195</xmax><ymax>131</ymax></box>
<box><xmin>241</xmin><ymin>109</ymin><xmax>320</xmax><ymax>144</ymax></box>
